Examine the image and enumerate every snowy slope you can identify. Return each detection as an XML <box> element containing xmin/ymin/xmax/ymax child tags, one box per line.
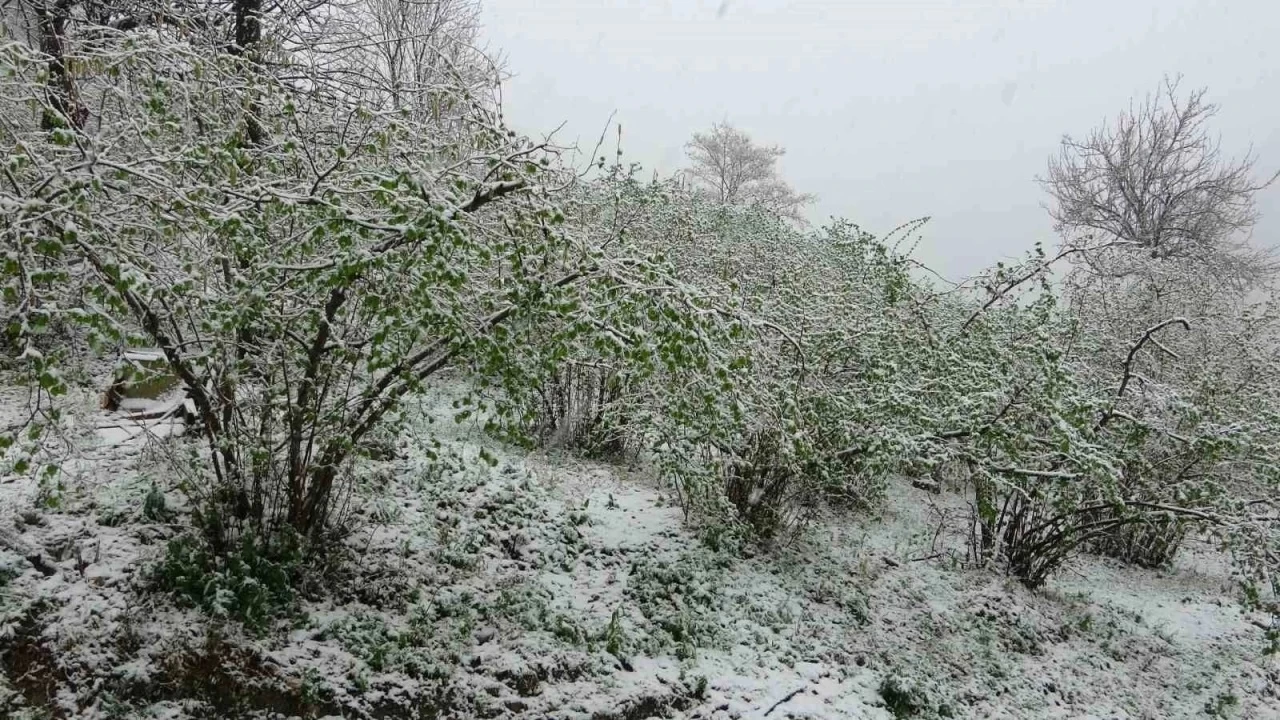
<box><xmin>2</xmin><ymin>382</ymin><xmax>1278</xmax><ymax>719</ymax></box>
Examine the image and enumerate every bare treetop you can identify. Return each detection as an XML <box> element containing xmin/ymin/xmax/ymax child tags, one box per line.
<box><xmin>1040</xmin><ymin>76</ymin><xmax>1278</xmax><ymax>263</ymax></box>
<box><xmin>684</xmin><ymin>122</ymin><xmax>815</xmax><ymax>223</ymax></box>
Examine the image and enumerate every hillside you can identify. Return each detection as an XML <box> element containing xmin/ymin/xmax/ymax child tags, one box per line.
<box><xmin>3</xmin><ymin>1</ymin><xmax>1280</xmax><ymax>717</ymax></box>
<box><xmin>3</xmin><ymin>382</ymin><xmax>1276</xmax><ymax>719</ymax></box>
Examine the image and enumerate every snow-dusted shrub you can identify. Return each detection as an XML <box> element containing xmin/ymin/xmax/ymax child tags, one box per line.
<box><xmin>878</xmin><ymin>675</ymin><xmax>926</xmax><ymax>718</ymax></box>
<box><xmin>0</xmin><ymin>0</ymin><xmax>733</xmax><ymax>571</ymax></box>
<box><xmin>720</xmin><ymin>426</ymin><xmax>814</xmax><ymax>541</ymax></box>
<box><xmin>878</xmin><ymin>670</ymin><xmax>959</xmax><ymax>719</ymax></box>
<box><xmin>1063</xmin><ymin>257</ymin><xmax>1279</xmax><ymax>573</ymax></box>
<box><xmin>1034</xmin><ymin>79</ymin><xmax>1280</xmax><ymax>577</ymax></box>
<box><xmin>1090</xmin><ymin>515</ymin><xmax>1186</xmax><ymax>568</ymax></box>
<box><xmin>516</xmin><ymin>175</ymin><xmax>923</xmax><ymax>541</ymax></box>
<box><xmin>916</xmin><ymin>244</ymin><xmax>1280</xmax><ymax>589</ymax></box>
<box><xmin>508</xmin><ymin>361</ymin><xmax>631</xmax><ymax>458</ymax></box>
<box><xmin>495</xmin><ymin>161</ymin><xmax>1280</xmax><ymax>589</ymax></box>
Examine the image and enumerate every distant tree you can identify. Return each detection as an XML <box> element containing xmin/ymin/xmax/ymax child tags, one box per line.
<box><xmin>350</xmin><ymin>0</ymin><xmax>495</xmax><ymax>118</ymax></box>
<box><xmin>1040</xmin><ymin>75</ymin><xmax>1277</xmax><ymax>277</ymax></box>
<box><xmin>684</xmin><ymin>122</ymin><xmax>815</xmax><ymax>223</ymax></box>
<box><xmin>1041</xmin><ymin>76</ymin><xmax>1279</xmax><ymax>358</ymax></box>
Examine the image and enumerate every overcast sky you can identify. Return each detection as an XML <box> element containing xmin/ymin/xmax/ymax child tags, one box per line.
<box><xmin>479</xmin><ymin>0</ymin><xmax>1280</xmax><ymax>280</ymax></box>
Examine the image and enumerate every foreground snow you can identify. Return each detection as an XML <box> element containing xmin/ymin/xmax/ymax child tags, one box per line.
<box><xmin>1</xmin><ymin>384</ymin><xmax>1278</xmax><ymax>719</ymax></box>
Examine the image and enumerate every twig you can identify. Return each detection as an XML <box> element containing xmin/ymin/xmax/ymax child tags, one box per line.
<box><xmin>762</xmin><ymin>687</ymin><xmax>805</xmax><ymax>716</ymax></box>
<box><xmin>1097</xmin><ymin>317</ymin><xmax>1190</xmax><ymax>429</ymax></box>
<box><xmin>909</xmin><ymin>552</ymin><xmax>947</xmax><ymax>563</ymax></box>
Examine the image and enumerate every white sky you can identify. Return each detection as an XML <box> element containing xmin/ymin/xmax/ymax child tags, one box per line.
<box><xmin>479</xmin><ymin>0</ymin><xmax>1280</xmax><ymax>280</ymax></box>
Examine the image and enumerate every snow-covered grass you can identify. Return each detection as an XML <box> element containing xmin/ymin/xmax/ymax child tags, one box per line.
<box><xmin>2</xmin><ymin>381</ymin><xmax>1278</xmax><ymax>719</ymax></box>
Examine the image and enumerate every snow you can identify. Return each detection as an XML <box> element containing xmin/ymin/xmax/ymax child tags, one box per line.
<box><xmin>1</xmin><ymin>380</ymin><xmax>1278</xmax><ymax>719</ymax></box>
<box><xmin>122</xmin><ymin>350</ymin><xmax>166</xmax><ymax>363</ymax></box>
<box><xmin>94</xmin><ymin>416</ymin><xmax>188</xmax><ymax>448</ymax></box>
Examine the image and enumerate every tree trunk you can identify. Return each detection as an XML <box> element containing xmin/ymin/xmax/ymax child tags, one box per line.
<box><xmin>973</xmin><ymin>462</ymin><xmax>996</xmax><ymax>562</ymax></box>
<box><xmin>232</xmin><ymin>0</ymin><xmax>266</xmax><ymax>146</ymax></box>
<box><xmin>35</xmin><ymin>0</ymin><xmax>85</xmax><ymax>131</ymax></box>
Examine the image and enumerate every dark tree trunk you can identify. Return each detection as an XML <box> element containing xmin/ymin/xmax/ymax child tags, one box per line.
<box><xmin>35</xmin><ymin>0</ymin><xmax>86</xmax><ymax>131</ymax></box>
<box><xmin>232</xmin><ymin>0</ymin><xmax>266</xmax><ymax>146</ymax></box>
<box><xmin>233</xmin><ymin>0</ymin><xmax>261</xmax><ymax>51</ymax></box>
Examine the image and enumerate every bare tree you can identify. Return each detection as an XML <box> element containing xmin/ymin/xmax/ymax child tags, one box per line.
<box><xmin>1041</xmin><ymin>76</ymin><xmax>1280</xmax><ymax>338</ymax></box>
<box><xmin>684</xmin><ymin>121</ymin><xmax>814</xmax><ymax>223</ymax></box>
<box><xmin>353</xmin><ymin>0</ymin><xmax>496</xmax><ymax>114</ymax></box>
<box><xmin>1040</xmin><ymin>75</ymin><xmax>1278</xmax><ymax>267</ymax></box>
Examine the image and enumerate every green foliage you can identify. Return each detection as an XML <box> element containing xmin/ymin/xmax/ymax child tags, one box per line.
<box><xmin>1204</xmin><ymin>690</ymin><xmax>1240</xmax><ymax>718</ymax></box>
<box><xmin>601</xmin><ymin>607</ymin><xmax>627</xmax><ymax>658</ymax></box>
<box><xmin>0</xmin><ymin>10</ymin><xmax>734</xmax><ymax>568</ymax></box>
<box><xmin>34</xmin><ymin>475</ymin><xmax>62</xmax><ymax>510</ymax></box>
<box><xmin>879</xmin><ymin>675</ymin><xmax>925</xmax><ymax>718</ymax></box>
<box><xmin>491</xmin><ymin>172</ymin><xmax>922</xmax><ymax>544</ymax></box>
<box><xmin>298</xmin><ymin>667</ymin><xmax>335</xmax><ymax>708</ymax></box>
<box><xmin>155</xmin><ymin>532</ymin><xmax>301</xmax><ymax>631</ymax></box>
<box><xmin>625</xmin><ymin>549</ymin><xmax>731</xmax><ymax>656</ymax></box>
<box><xmin>484</xmin><ymin>160</ymin><xmax>1279</xmax><ymax>596</ymax></box>
<box><xmin>325</xmin><ymin>610</ymin><xmax>463</xmax><ymax>681</ymax></box>
<box><xmin>142</xmin><ymin>483</ymin><xmax>170</xmax><ymax>523</ymax></box>
<box><xmin>685</xmin><ymin>674</ymin><xmax>709</xmax><ymax>701</ymax></box>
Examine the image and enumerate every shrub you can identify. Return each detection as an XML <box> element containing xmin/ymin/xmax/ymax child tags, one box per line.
<box><xmin>719</xmin><ymin>425</ymin><xmax>841</xmax><ymax>543</ymax></box>
<box><xmin>518</xmin><ymin>362</ymin><xmax>632</xmax><ymax>459</ymax></box>
<box><xmin>142</xmin><ymin>483</ymin><xmax>170</xmax><ymax>523</ymax></box>
<box><xmin>878</xmin><ymin>675</ymin><xmax>926</xmax><ymax>718</ymax></box>
<box><xmin>600</xmin><ymin>607</ymin><xmax>627</xmax><ymax>658</ymax></box>
<box><xmin>0</xmin><ymin>0</ymin><xmax>736</xmax><ymax>576</ymax></box>
<box><xmin>1090</xmin><ymin>515</ymin><xmax>1186</xmax><ymax>569</ymax></box>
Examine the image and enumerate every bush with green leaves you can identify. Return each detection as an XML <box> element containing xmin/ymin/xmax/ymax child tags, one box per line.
<box><xmin>492</xmin><ymin>160</ymin><xmax>1280</xmax><ymax>593</ymax></box>
<box><xmin>903</xmin><ymin>245</ymin><xmax>1280</xmax><ymax>589</ymax></box>
<box><xmin>0</xmin><ymin>0</ymin><xmax>741</xmax><ymax>574</ymax></box>
<box><xmin>492</xmin><ymin>169</ymin><xmax>929</xmax><ymax>542</ymax></box>
<box><xmin>572</xmin><ymin>177</ymin><xmax>1280</xmax><ymax>588</ymax></box>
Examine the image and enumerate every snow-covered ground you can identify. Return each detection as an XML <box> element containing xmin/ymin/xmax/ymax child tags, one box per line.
<box><xmin>2</xmin><ymin>382</ymin><xmax>1278</xmax><ymax>719</ymax></box>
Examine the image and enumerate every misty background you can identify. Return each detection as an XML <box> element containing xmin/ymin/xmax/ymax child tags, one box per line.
<box><xmin>480</xmin><ymin>0</ymin><xmax>1280</xmax><ymax>281</ymax></box>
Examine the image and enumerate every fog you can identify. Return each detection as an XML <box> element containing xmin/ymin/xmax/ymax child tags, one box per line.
<box><xmin>481</xmin><ymin>0</ymin><xmax>1280</xmax><ymax>280</ymax></box>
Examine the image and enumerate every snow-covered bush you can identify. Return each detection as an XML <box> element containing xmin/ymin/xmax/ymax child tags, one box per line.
<box><xmin>919</xmin><ymin>245</ymin><xmax>1280</xmax><ymax>589</ymax></box>
<box><xmin>0</xmin><ymin>0</ymin><xmax>739</xmax><ymax>571</ymax></box>
<box><xmin>499</xmin><ymin>360</ymin><xmax>631</xmax><ymax>458</ymax></box>
<box><xmin>495</xmin><ymin>170</ymin><xmax>929</xmax><ymax>542</ymax></box>
<box><xmin>662</xmin><ymin>213</ymin><xmax>937</xmax><ymax>540</ymax></box>
<box><xmin>1036</xmin><ymin>77</ymin><xmax>1280</xmax><ymax>576</ymax></box>
<box><xmin>494</xmin><ymin>158</ymin><xmax>1252</xmax><ymax>587</ymax></box>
